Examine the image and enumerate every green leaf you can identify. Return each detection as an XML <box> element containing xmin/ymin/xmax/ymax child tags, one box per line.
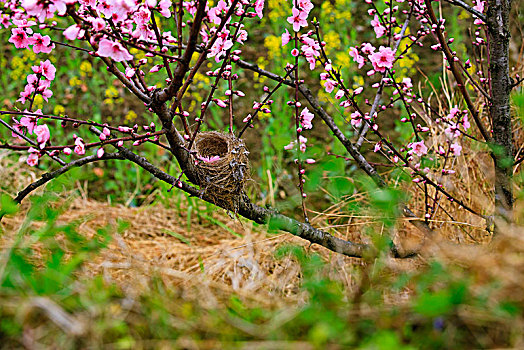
<box><xmin>0</xmin><ymin>194</ymin><xmax>18</xmax><ymax>216</ymax></box>
<box><xmin>414</xmin><ymin>290</ymin><xmax>453</xmax><ymax>317</ymax></box>
<box><xmin>162</xmin><ymin>229</ymin><xmax>191</xmax><ymax>245</ymax></box>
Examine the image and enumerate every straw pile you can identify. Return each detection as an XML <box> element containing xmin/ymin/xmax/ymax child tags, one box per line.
<box><xmin>189</xmin><ymin>131</ymin><xmax>250</xmax><ymax>212</ymax></box>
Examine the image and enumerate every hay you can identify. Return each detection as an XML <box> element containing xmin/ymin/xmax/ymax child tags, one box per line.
<box><xmin>189</xmin><ymin>131</ymin><xmax>250</xmax><ymax>211</ymax></box>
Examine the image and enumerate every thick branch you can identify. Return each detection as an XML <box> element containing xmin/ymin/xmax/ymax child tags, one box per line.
<box><xmin>110</xmin><ymin>144</ymin><xmax>408</xmax><ymax>258</ymax></box>
<box><xmin>487</xmin><ymin>0</ymin><xmax>514</xmax><ymax>217</ymax></box>
<box><xmin>86</xmin><ymin>127</ymin><xmax>415</xmax><ymax>258</ymax></box>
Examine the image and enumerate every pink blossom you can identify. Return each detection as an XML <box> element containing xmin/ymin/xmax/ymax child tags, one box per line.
<box><xmin>34</xmin><ymin>124</ymin><xmax>50</xmax><ymax>146</ymax></box>
<box><xmin>324</xmin><ymin>79</ymin><xmax>337</xmax><ymax>93</ymax></box>
<box><xmin>473</xmin><ymin>0</ymin><xmax>485</xmax><ymax>24</ymax></box>
<box><xmin>63</xmin><ymin>24</ymin><xmax>84</xmax><ymax>40</ymax></box>
<box><xmin>335</xmin><ymin>90</ymin><xmax>345</xmax><ymax>99</ymax></box>
<box><xmin>361</xmin><ymin>42</ymin><xmax>375</xmax><ymax>54</ymax></box>
<box><xmin>9</xmin><ymin>28</ymin><xmax>31</xmax><ymax>48</ymax></box>
<box><xmin>298</xmin><ymin>0</ymin><xmax>314</xmax><ymax>13</ymax></box>
<box><xmin>299</xmin><ymin>135</ymin><xmax>307</xmax><ymax>152</ymax></box>
<box><xmin>11</xmin><ymin>123</ymin><xmax>25</xmax><ymax>140</ymax></box>
<box><xmin>74</xmin><ymin>137</ymin><xmax>86</xmax><ymax>155</ymax></box>
<box><xmin>90</xmin><ymin>17</ymin><xmax>106</xmax><ymax>31</ymax></box>
<box><xmin>0</xmin><ymin>14</ymin><xmax>10</xmax><ymax>29</ymax></box>
<box><xmin>408</xmin><ymin>140</ymin><xmax>428</xmax><ymax>156</ymax></box>
<box><xmin>349</xmin><ymin>47</ymin><xmax>365</xmax><ymax>68</ymax></box>
<box><xmin>40</xmin><ymin>87</ymin><xmax>53</xmax><ymax>102</ymax></box>
<box><xmin>446</xmin><ymin>106</ymin><xmax>461</xmax><ymax>120</ymax></box>
<box><xmin>282</xmin><ymin>29</ymin><xmax>291</xmax><ymax>46</ymax></box>
<box><xmin>134</xmin><ymin>6</ymin><xmax>151</xmax><ymax>26</ymax></box>
<box><xmin>207</xmin><ymin>36</ymin><xmax>233</xmax><ymax>62</ymax></box>
<box><xmin>159</xmin><ymin>0</ymin><xmax>172</xmax><ymax>17</ymax></box>
<box><xmin>305</xmin><ymin>158</ymin><xmax>316</xmax><ymax>164</ymax></box>
<box><xmin>284</xmin><ymin>141</ymin><xmax>294</xmax><ymax>150</ymax></box>
<box><xmin>27</xmin><ymin>151</ymin><xmax>39</xmax><ymax>166</ymax></box>
<box><xmin>402</xmin><ymin>77</ymin><xmax>413</xmax><ymax>88</ymax></box>
<box><xmin>63</xmin><ymin>147</ymin><xmax>72</xmax><ymax>155</ymax></box>
<box><xmin>97</xmin><ymin>147</ymin><xmax>105</xmax><ymax>158</ymax></box>
<box><xmin>351</xmin><ymin>111</ymin><xmax>362</xmax><ymax>127</ymax></box>
<box><xmin>27</xmin><ymin>73</ymin><xmax>39</xmax><ymax>86</ymax></box>
<box><xmin>371</xmin><ymin>15</ymin><xmax>386</xmax><ymax>38</ymax></box>
<box><xmin>236</xmin><ymin>29</ymin><xmax>248</xmax><ymax>44</ymax></box>
<box><xmin>208</xmin><ymin>0</ymin><xmax>227</xmax><ymax>24</ymax></box>
<box><xmin>215</xmin><ymin>99</ymin><xmax>228</xmax><ymax>108</ymax></box>
<box><xmin>149</xmin><ymin>65</ymin><xmax>162</xmax><ymax>73</ymax></box>
<box><xmin>255</xmin><ymin>0</ymin><xmax>265</xmax><ymax>19</ymax></box>
<box><xmin>199</xmin><ymin>155</ymin><xmax>220</xmax><ymax>163</ymax></box>
<box><xmin>97</xmin><ymin>38</ymin><xmax>133</xmax><ymax>62</ymax></box>
<box><xmin>287</xmin><ymin>7</ymin><xmax>308</xmax><ymax>32</ymax></box>
<box><xmin>353</xmin><ymin>87</ymin><xmax>364</xmax><ymax>95</ymax></box>
<box><xmin>37</xmin><ymin>59</ymin><xmax>56</xmax><ymax>80</ymax></box>
<box><xmin>450</xmin><ymin>142</ymin><xmax>462</xmax><ymax>156</ymax></box>
<box><xmin>183</xmin><ymin>1</ymin><xmax>197</xmax><ymax>15</ymax></box>
<box><xmin>125</xmin><ymin>67</ymin><xmax>136</xmax><ymax>78</ymax></box>
<box><xmin>30</xmin><ymin>33</ymin><xmax>53</xmax><ymax>53</ymax></box>
<box><xmin>17</xmin><ymin>84</ymin><xmax>35</xmax><ymax>104</ymax></box>
<box><xmin>462</xmin><ymin>114</ymin><xmax>470</xmax><ymax>130</ymax></box>
<box><xmin>369</xmin><ymin>46</ymin><xmax>395</xmax><ymax>73</ymax></box>
<box><xmin>22</xmin><ymin>0</ymin><xmax>55</xmax><ymax>22</ymax></box>
<box><xmin>20</xmin><ymin>115</ymin><xmax>38</xmax><ymax>134</ymax></box>
<box><xmin>300</xmin><ymin>107</ymin><xmax>314</xmax><ymax>129</ymax></box>
<box><xmin>445</xmin><ymin>123</ymin><xmax>461</xmax><ymax>138</ymax></box>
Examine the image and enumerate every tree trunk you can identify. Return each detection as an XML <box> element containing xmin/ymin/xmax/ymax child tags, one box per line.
<box><xmin>487</xmin><ymin>0</ymin><xmax>513</xmax><ymax>219</ymax></box>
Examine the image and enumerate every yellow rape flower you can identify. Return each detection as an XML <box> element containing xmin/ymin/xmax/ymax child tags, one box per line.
<box><xmin>33</xmin><ymin>95</ymin><xmax>44</xmax><ymax>110</ymax></box>
<box><xmin>125</xmin><ymin>110</ymin><xmax>137</xmax><ymax>121</ymax></box>
<box><xmin>105</xmin><ymin>86</ymin><xmax>119</xmax><ymax>98</ymax></box>
<box><xmin>69</xmin><ymin>76</ymin><xmax>82</xmax><ymax>87</ymax></box>
<box><xmin>53</xmin><ymin>105</ymin><xmax>65</xmax><ymax>115</ymax></box>
<box><xmin>323</xmin><ymin>32</ymin><xmax>341</xmax><ymax>55</ymax></box>
<box><xmin>79</xmin><ymin>61</ymin><xmax>92</xmax><ymax>77</ymax></box>
<box><xmin>264</xmin><ymin>35</ymin><xmax>282</xmax><ymax>61</ymax></box>
<box><xmin>335</xmin><ymin>51</ymin><xmax>350</xmax><ymax>68</ymax></box>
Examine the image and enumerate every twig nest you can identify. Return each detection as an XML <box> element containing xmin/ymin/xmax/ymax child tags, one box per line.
<box><xmin>189</xmin><ymin>131</ymin><xmax>250</xmax><ymax>211</ymax></box>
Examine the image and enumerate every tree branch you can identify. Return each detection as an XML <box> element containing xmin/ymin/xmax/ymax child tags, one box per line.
<box><xmin>86</xmin><ymin>128</ymin><xmax>416</xmax><ymax>258</ymax></box>
<box><xmin>442</xmin><ymin>0</ymin><xmax>487</xmax><ymax>23</ymax></box>
<box><xmin>234</xmin><ymin>59</ymin><xmax>434</xmax><ymax>238</ymax></box>
<box><xmin>13</xmin><ymin>152</ymin><xmax>125</xmax><ymax>204</ymax></box>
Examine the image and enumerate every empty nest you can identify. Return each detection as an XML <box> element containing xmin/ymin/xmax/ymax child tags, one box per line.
<box><xmin>189</xmin><ymin>131</ymin><xmax>250</xmax><ymax>211</ymax></box>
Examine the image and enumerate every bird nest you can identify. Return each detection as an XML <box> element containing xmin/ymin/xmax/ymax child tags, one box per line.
<box><xmin>189</xmin><ymin>131</ymin><xmax>250</xmax><ymax>212</ymax></box>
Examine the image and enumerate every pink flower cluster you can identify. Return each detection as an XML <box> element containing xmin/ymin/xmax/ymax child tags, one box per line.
<box><xmin>17</xmin><ymin>60</ymin><xmax>56</xmax><ymax>104</ymax></box>
<box><xmin>9</xmin><ymin>25</ymin><xmax>55</xmax><ymax>54</ymax></box>
<box><xmin>287</xmin><ymin>0</ymin><xmax>313</xmax><ymax>32</ymax></box>
<box><xmin>348</xmin><ymin>44</ymin><xmax>396</xmax><ymax>75</ymax></box>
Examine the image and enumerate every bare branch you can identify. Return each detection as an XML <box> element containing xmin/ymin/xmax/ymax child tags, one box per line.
<box><xmin>0</xmin><ymin>118</ymin><xmax>66</xmax><ymax>166</ymax></box>
<box><xmin>355</xmin><ymin>15</ymin><xmax>412</xmax><ymax>149</ymax></box>
<box><xmin>13</xmin><ymin>152</ymin><xmax>124</xmax><ymax>204</ymax></box>
<box><xmin>425</xmin><ymin>0</ymin><xmax>491</xmax><ymax>143</ymax></box>
<box><xmin>443</xmin><ymin>0</ymin><xmax>487</xmax><ymax>23</ymax></box>
<box><xmin>235</xmin><ymin>59</ymin><xmax>435</xmax><ymax>237</ymax></box>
